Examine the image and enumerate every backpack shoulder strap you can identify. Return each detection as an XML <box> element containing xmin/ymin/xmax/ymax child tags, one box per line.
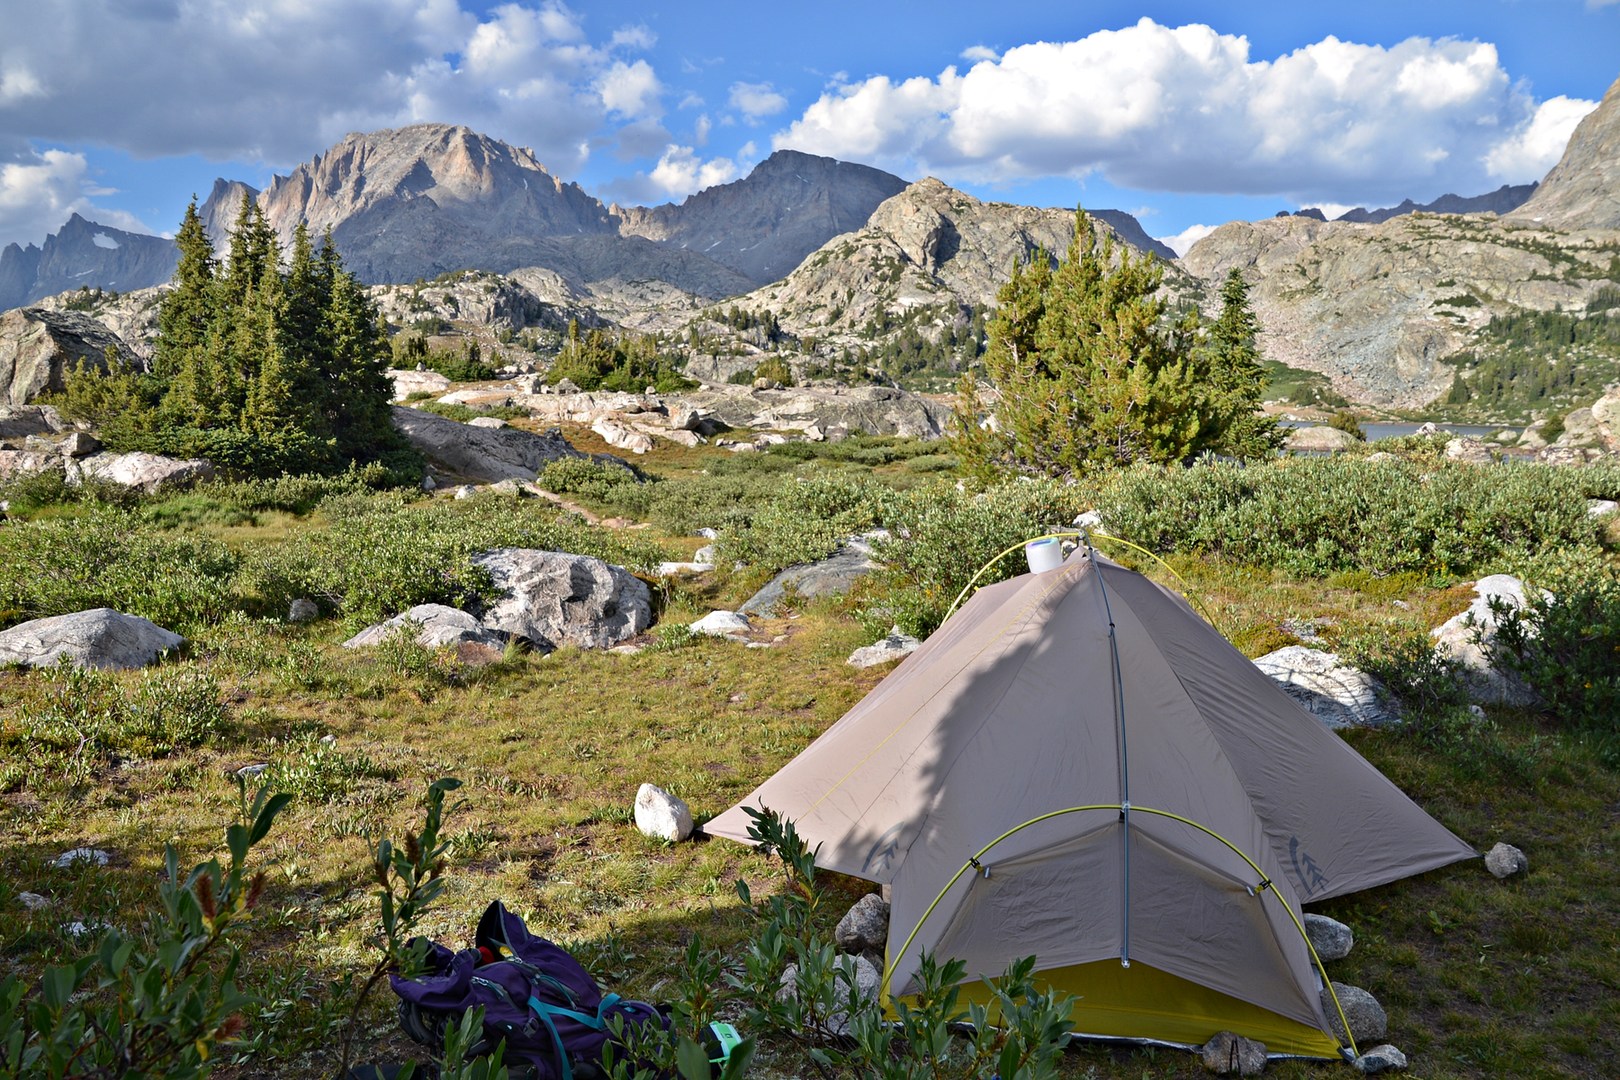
<box><xmin>525</xmin><ymin>992</ymin><xmax>623</xmax><ymax>1080</ymax></box>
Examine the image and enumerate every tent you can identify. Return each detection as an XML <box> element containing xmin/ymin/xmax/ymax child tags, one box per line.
<box><xmin>707</xmin><ymin>549</ymin><xmax>1475</xmax><ymax>1058</ymax></box>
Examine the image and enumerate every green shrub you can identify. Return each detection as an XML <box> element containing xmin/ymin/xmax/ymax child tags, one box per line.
<box><xmin>0</xmin><ymin>784</ymin><xmax>290</xmax><ymax>1079</ymax></box>
<box><xmin>1489</xmin><ymin>553</ymin><xmax>1620</xmax><ymax>735</ymax></box>
<box><xmin>536</xmin><ymin>458</ymin><xmax>644</xmax><ymax>503</ymax></box>
<box><xmin>868</xmin><ymin>478</ymin><xmax>1088</xmax><ymax>635</ymax></box>
<box><xmin>1325</xmin><ymin>410</ymin><xmax>1367</xmax><ymax>440</ymax></box>
<box><xmin>410</xmin><ymin>400</ymin><xmax>529</xmax><ymax>423</ymax></box>
<box><xmin>264</xmin><ymin>736</ymin><xmax>399</xmax><ymax>804</ymax></box>
<box><xmin>1093</xmin><ymin>458</ymin><xmax>1602</xmax><ymax>578</ymax></box>
<box><xmin>238</xmin><ymin>492</ymin><xmax>668</xmax><ymax>625</ymax></box>
<box><xmin>0</xmin><ymin>507</ymin><xmax>239</xmax><ymax>631</ymax></box>
<box><xmin>6</xmin><ymin>663</ymin><xmax>230</xmax><ymax>784</ymax></box>
<box><xmin>718</xmin><ymin>474</ymin><xmax>882</xmax><ymax>573</ymax></box>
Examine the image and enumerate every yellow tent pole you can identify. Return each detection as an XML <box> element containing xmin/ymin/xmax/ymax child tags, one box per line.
<box><xmin>880</xmin><ymin>803</ymin><xmax>1360</xmax><ymax>1061</ymax></box>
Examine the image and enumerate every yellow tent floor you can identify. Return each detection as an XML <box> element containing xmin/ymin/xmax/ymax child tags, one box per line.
<box><xmin>891</xmin><ymin>958</ymin><xmax>1346</xmax><ymax>1059</ymax></box>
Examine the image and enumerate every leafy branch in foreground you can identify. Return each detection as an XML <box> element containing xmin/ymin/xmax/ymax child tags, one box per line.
<box><xmin>0</xmin><ymin>780</ymin><xmax>291</xmax><ymax>1079</ymax></box>
<box><xmin>335</xmin><ymin>776</ymin><xmax>464</xmax><ymax>1078</ymax></box>
<box><xmin>726</xmin><ymin>807</ymin><xmax>1072</xmax><ymax>1080</ymax></box>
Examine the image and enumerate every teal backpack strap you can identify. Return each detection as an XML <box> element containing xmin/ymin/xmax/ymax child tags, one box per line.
<box><xmin>527</xmin><ymin>993</ymin><xmax>622</xmax><ymax>1080</ymax></box>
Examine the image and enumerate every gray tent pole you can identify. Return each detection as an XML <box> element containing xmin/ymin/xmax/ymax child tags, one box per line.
<box><xmin>1086</xmin><ymin>540</ymin><xmax>1133</xmax><ymax>968</ymax></box>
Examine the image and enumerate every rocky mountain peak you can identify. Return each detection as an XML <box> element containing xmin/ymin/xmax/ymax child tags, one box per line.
<box><xmin>0</xmin><ymin>214</ymin><xmax>178</xmax><ymax>312</ymax></box>
<box><xmin>1513</xmin><ymin>75</ymin><xmax>1620</xmax><ymax>230</ymax></box>
<box><xmin>614</xmin><ymin>149</ymin><xmax>909</xmax><ymax>287</ymax></box>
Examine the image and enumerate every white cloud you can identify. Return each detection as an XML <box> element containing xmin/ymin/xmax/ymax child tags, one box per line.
<box><xmin>728</xmin><ymin>81</ymin><xmax>788</xmax><ymax>121</ymax></box>
<box><xmin>648</xmin><ymin>145</ymin><xmax>738</xmax><ymax>200</ymax></box>
<box><xmin>1157</xmin><ymin>223</ymin><xmax>1215</xmax><ymax>257</ymax></box>
<box><xmin>1485</xmin><ymin>94</ymin><xmax>1595</xmax><ymax>180</ymax></box>
<box><xmin>0</xmin><ymin>148</ymin><xmax>151</xmax><ymax>249</ymax></box>
<box><xmin>0</xmin><ymin>0</ymin><xmax>670</xmax><ymax>194</ymax></box>
<box><xmin>598</xmin><ymin>59</ymin><xmax>662</xmax><ymax>119</ymax></box>
<box><xmin>694</xmin><ymin>113</ymin><xmax>712</xmax><ymax>146</ymax></box>
<box><xmin>611</xmin><ymin>25</ymin><xmax>655</xmax><ymax>50</ymax></box>
<box><xmin>0</xmin><ymin>64</ymin><xmax>44</xmax><ymax>105</ymax></box>
<box><xmin>960</xmin><ymin>45</ymin><xmax>999</xmax><ymax>63</ymax></box>
<box><xmin>774</xmin><ymin>18</ymin><xmax>1599</xmax><ymax>206</ymax></box>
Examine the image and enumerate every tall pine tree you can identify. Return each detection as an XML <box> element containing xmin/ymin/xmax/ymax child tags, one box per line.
<box><xmin>61</xmin><ymin>199</ymin><xmax>413</xmax><ymax>478</ymax></box>
<box><xmin>1193</xmin><ymin>269</ymin><xmax>1282</xmax><ymax>460</ymax></box>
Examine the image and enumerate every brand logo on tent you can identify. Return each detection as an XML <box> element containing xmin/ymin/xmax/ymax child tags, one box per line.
<box><xmin>862</xmin><ymin>823</ymin><xmax>906</xmax><ymax>877</ymax></box>
<box><xmin>1288</xmin><ymin>836</ymin><xmax>1330</xmax><ymax>898</ymax></box>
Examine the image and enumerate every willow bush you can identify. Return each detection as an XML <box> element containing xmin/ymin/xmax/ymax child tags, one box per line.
<box><xmin>1093</xmin><ymin>457</ymin><xmax>1612</xmax><ymax>578</ymax></box>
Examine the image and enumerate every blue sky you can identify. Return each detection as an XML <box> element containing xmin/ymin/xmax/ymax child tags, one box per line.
<box><xmin>1</xmin><ymin>0</ymin><xmax>1616</xmax><ymax>257</ymax></box>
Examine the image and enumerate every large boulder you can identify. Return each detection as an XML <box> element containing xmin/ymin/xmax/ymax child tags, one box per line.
<box><xmin>0</xmin><ymin>608</ymin><xmax>184</xmax><ymax>670</ymax></box>
<box><xmin>1284</xmin><ymin>425</ymin><xmax>1360</xmax><ymax>453</ymax></box>
<box><xmin>77</xmin><ymin>452</ymin><xmax>214</xmax><ymax>493</ymax></box>
<box><xmin>0</xmin><ymin>404</ymin><xmax>66</xmax><ymax>441</ymax></box>
<box><xmin>471</xmin><ymin>549</ymin><xmax>651</xmax><ymax>652</ymax></box>
<box><xmin>1253</xmin><ymin>646</ymin><xmax>1397</xmax><ymax>728</ymax></box>
<box><xmin>388</xmin><ymin>369</ymin><xmax>452</xmax><ymax>401</ymax></box>
<box><xmin>1430</xmin><ymin>575</ymin><xmax>1542</xmax><ymax>708</ymax></box>
<box><xmin>390</xmin><ymin>405</ymin><xmax>593</xmax><ymax>484</ymax></box>
<box><xmin>739</xmin><ymin>533</ymin><xmax>886</xmax><ymax>616</ymax></box>
<box><xmin>0</xmin><ymin>307</ymin><xmax>141</xmax><ymax>408</ymax></box>
<box><xmin>342</xmin><ymin>604</ymin><xmax>506</xmax><ymax>650</ymax></box>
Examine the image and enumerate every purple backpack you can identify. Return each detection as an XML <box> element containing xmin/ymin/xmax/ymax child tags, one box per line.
<box><xmin>391</xmin><ymin>901</ymin><xmax>669</xmax><ymax>1080</ymax></box>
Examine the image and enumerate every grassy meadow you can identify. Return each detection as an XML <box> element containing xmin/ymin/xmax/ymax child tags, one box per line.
<box><xmin>2</xmin><ymin>421</ymin><xmax>1619</xmax><ymax>1079</ymax></box>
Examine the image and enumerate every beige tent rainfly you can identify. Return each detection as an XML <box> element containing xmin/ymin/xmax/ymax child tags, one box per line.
<box><xmin>708</xmin><ymin>549</ymin><xmax>1475</xmax><ymax>1059</ymax></box>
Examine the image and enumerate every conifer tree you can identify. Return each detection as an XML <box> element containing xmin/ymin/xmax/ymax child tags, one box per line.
<box><xmin>61</xmin><ymin>201</ymin><xmax>412</xmax><ymax>478</ymax></box>
<box><xmin>1194</xmin><ymin>269</ymin><xmax>1282</xmax><ymax>459</ymax></box>
<box><xmin>952</xmin><ymin>211</ymin><xmax>1204</xmax><ymax>478</ymax></box>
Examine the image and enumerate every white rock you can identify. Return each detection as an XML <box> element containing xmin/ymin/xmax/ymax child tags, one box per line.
<box><xmin>1430</xmin><ymin>575</ymin><xmax>1544</xmax><ymax>708</ymax></box>
<box><xmin>236</xmin><ymin>763</ymin><xmax>270</xmax><ymax>780</ymax></box>
<box><xmin>697</xmin><ymin>528</ymin><xmax>720</xmax><ymax>539</ymax></box>
<box><xmin>1354</xmin><ymin>1044</ymin><xmax>1408</xmax><ymax>1074</ymax></box>
<box><xmin>848</xmin><ymin>627</ymin><xmax>921</xmax><ymax>668</ymax></box>
<box><xmin>1588</xmin><ymin>499</ymin><xmax>1618</xmax><ymax>519</ymax></box>
<box><xmin>1254</xmin><ymin>646</ymin><xmax>1395</xmax><ymax>728</ymax></box>
<box><xmin>591</xmin><ymin>417</ymin><xmax>653</xmax><ymax>454</ymax></box>
<box><xmin>453</xmin><ymin>485</ymin><xmax>477</xmax><ymax>499</ymax></box>
<box><xmin>77</xmin><ymin>451</ymin><xmax>215</xmax><ymax>493</ymax></box>
<box><xmin>342</xmin><ymin>604</ymin><xmax>506</xmax><ymax>650</ymax></box>
<box><xmin>473</xmin><ymin>549</ymin><xmax>652</xmax><ymax>651</ymax></box>
<box><xmin>467</xmin><ymin>416</ymin><xmax>508</xmax><ymax>429</ymax></box>
<box><xmin>18</xmin><ymin>892</ymin><xmax>48</xmax><ymax>911</ymax></box>
<box><xmin>656</xmin><ymin>560</ymin><xmax>715</xmax><ymax>576</ymax></box>
<box><xmin>690</xmin><ymin>611</ymin><xmax>751</xmax><ymax>638</ymax></box>
<box><xmin>0</xmin><ymin>609</ymin><xmax>184</xmax><ymax>671</ymax></box>
<box><xmin>1484</xmin><ymin>842</ymin><xmax>1528</xmax><ymax>879</ymax></box>
<box><xmin>288</xmin><ymin>598</ymin><xmax>320</xmax><ymax>623</ymax></box>
<box><xmin>52</xmin><ymin>848</ymin><xmax>110</xmax><ymax>869</ymax></box>
<box><xmin>634</xmin><ymin>783</ymin><xmax>694</xmax><ymax>842</ymax></box>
